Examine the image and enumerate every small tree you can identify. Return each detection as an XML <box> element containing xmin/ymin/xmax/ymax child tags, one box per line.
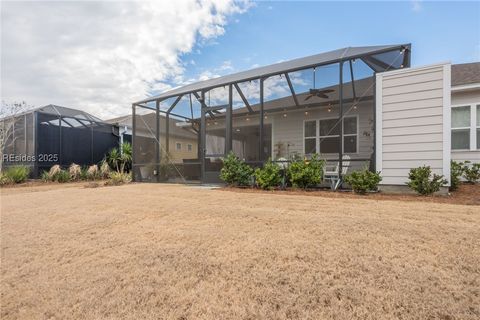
<box><xmin>407</xmin><ymin>166</ymin><xmax>447</xmax><ymax>195</ymax></box>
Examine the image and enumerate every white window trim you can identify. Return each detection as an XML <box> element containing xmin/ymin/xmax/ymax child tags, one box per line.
<box><xmin>303</xmin><ymin>115</ymin><xmax>359</xmax><ymax>155</ymax></box>
<box><xmin>451</xmin><ymin>103</ymin><xmax>480</xmax><ymax>151</ymax></box>
<box><xmin>187</xmin><ymin>144</ymin><xmax>193</xmax><ymax>152</ymax></box>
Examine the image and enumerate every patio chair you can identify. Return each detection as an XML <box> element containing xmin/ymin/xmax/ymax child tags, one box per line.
<box><xmin>323</xmin><ymin>155</ymin><xmax>351</xmax><ymax>190</ymax></box>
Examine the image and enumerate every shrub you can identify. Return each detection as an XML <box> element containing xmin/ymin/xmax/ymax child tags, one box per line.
<box><xmin>287</xmin><ymin>154</ymin><xmax>324</xmax><ymax>189</ymax></box>
<box><xmin>0</xmin><ymin>173</ymin><xmax>10</xmax><ymax>185</ymax></box>
<box><xmin>106</xmin><ymin>171</ymin><xmax>132</xmax><ymax>186</ymax></box>
<box><xmin>55</xmin><ymin>170</ymin><xmax>70</xmax><ymax>183</ymax></box>
<box><xmin>344</xmin><ymin>169</ymin><xmax>382</xmax><ymax>194</ymax></box>
<box><xmin>254</xmin><ymin>160</ymin><xmax>282</xmax><ymax>190</ymax></box>
<box><xmin>68</xmin><ymin>163</ymin><xmax>82</xmax><ymax>181</ymax></box>
<box><xmin>450</xmin><ymin>160</ymin><xmax>464</xmax><ymax>191</ymax></box>
<box><xmin>40</xmin><ymin>170</ymin><xmax>50</xmax><ymax>182</ymax></box>
<box><xmin>462</xmin><ymin>161</ymin><xmax>480</xmax><ymax>184</ymax></box>
<box><xmin>99</xmin><ymin>161</ymin><xmax>111</xmax><ymax>179</ymax></box>
<box><xmin>220</xmin><ymin>151</ymin><xmax>253</xmax><ymax>186</ymax></box>
<box><xmin>87</xmin><ymin>165</ymin><xmax>99</xmax><ymax>180</ymax></box>
<box><xmin>407</xmin><ymin>166</ymin><xmax>447</xmax><ymax>195</ymax></box>
<box><xmin>48</xmin><ymin>165</ymin><xmax>62</xmax><ymax>180</ymax></box>
<box><xmin>1</xmin><ymin>166</ymin><xmax>30</xmax><ymax>184</ymax></box>
<box><xmin>79</xmin><ymin>166</ymin><xmax>89</xmax><ymax>180</ymax></box>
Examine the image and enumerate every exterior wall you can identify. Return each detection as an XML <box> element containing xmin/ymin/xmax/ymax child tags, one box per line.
<box><xmin>376</xmin><ymin>63</ymin><xmax>451</xmax><ymax>186</ymax></box>
<box><xmin>451</xmin><ymin>88</ymin><xmax>480</xmax><ymax>163</ymax></box>
<box><xmin>271</xmin><ymin>101</ymin><xmax>374</xmax><ymax>171</ymax></box>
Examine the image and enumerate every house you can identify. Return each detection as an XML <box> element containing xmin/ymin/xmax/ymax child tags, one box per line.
<box><xmin>450</xmin><ymin>62</ymin><xmax>480</xmax><ymax>163</ymax></box>
<box><xmin>0</xmin><ymin>104</ymin><xmax>120</xmax><ymax>177</ymax></box>
<box><xmin>130</xmin><ymin>44</ymin><xmax>479</xmax><ymax>191</ymax></box>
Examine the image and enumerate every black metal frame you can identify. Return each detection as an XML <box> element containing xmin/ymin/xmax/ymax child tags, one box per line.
<box><xmin>131</xmin><ymin>45</ymin><xmax>411</xmax><ymax>184</ymax></box>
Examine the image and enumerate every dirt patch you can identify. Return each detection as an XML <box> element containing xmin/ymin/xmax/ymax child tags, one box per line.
<box><xmin>1</xmin><ymin>183</ymin><xmax>479</xmax><ymax>319</ymax></box>
<box><xmin>221</xmin><ymin>184</ymin><xmax>480</xmax><ymax>206</ymax></box>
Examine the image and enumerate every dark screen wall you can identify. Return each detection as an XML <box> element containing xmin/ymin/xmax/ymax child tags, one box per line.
<box><xmin>2</xmin><ymin>111</ymin><xmax>120</xmax><ymax>177</ymax></box>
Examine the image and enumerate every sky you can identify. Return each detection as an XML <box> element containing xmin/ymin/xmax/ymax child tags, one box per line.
<box><xmin>1</xmin><ymin>0</ymin><xmax>479</xmax><ymax>119</ymax></box>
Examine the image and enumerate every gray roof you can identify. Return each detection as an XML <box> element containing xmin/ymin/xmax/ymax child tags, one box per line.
<box><xmin>135</xmin><ymin>44</ymin><xmax>409</xmax><ymax>104</ymax></box>
<box><xmin>106</xmin><ymin>113</ymin><xmax>197</xmax><ymax>140</ymax></box>
<box><xmin>452</xmin><ymin>62</ymin><xmax>480</xmax><ymax>86</ymax></box>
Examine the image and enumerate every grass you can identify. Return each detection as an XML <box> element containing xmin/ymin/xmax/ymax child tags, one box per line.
<box><xmin>1</xmin><ymin>183</ymin><xmax>479</xmax><ymax>319</ymax></box>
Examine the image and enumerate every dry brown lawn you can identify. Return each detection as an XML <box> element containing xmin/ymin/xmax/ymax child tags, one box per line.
<box><xmin>1</xmin><ymin>183</ymin><xmax>479</xmax><ymax>320</ymax></box>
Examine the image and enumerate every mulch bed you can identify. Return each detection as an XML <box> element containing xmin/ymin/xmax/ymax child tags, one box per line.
<box><xmin>220</xmin><ymin>184</ymin><xmax>480</xmax><ymax>206</ymax></box>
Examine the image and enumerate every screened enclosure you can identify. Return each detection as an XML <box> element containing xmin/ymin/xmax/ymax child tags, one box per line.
<box><xmin>132</xmin><ymin>45</ymin><xmax>411</xmax><ymax>184</ymax></box>
<box><xmin>1</xmin><ymin>105</ymin><xmax>119</xmax><ymax>177</ymax></box>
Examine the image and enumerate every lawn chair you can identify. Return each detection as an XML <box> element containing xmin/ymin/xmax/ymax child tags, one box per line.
<box><xmin>323</xmin><ymin>155</ymin><xmax>351</xmax><ymax>190</ymax></box>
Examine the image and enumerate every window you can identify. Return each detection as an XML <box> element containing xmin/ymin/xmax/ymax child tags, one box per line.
<box><xmin>304</xmin><ymin>120</ymin><xmax>316</xmax><ymax>154</ymax></box>
<box><xmin>343</xmin><ymin>117</ymin><xmax>358</xmax><ymax>153</ymax></box>
<box><xmin>319</xmin><ymin>119</ymin><xmax>340</xmax><ymax>154</ymax></box>
<box><xmin>187</xmin><ymin>144</ymin><xmax>192</xmax><ymax>152</ymax></box>
<box><xmin>176</xmin><ymin>142</ymin><xmax>182</xmax><ymax>151</ymax></box>
<box><xmin>477</xmin><ymin>105</ymin><xmax>480</xmax><ymax>149</ymax></box>
<box><xmin>451</xmin><ymin>106</ymin><xmax>470</xmax><ymax>150</ymax></box>
<box><xmin>305</xmin><ymin>116</ymin><xmax>358</xmax><ymax>155</ymax></box>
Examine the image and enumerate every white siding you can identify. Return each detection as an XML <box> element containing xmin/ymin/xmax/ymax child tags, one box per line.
<box><xmin>450</xmin><ymin>88</ymin><xmax>480</xmax><ymax>163</ymax></box>
<box><xmin>376</xmin><ymin>63</ymin><xmax>451</xmax><ymax>186</ymax></box>
<box><xmin>271</xmin><ymin>101</ymin><xmax>374</xmax><ymax>171</ymax></box>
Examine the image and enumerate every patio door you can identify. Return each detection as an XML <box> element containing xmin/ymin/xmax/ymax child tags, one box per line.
<box><xmin>201</xmin><ymin>105</ymin><xmax>227</xmax><ymax>183</ymax></box>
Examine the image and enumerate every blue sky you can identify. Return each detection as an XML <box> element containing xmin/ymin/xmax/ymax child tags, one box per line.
<box><xmin>180</xmin><ymin>1</ymin><xmax>480</xmax><ymax>85</ymax></box>
<box><xmin>2</xmin><ymin>0</ymin><xmax>479</xmax><ymax>117</ymax></box>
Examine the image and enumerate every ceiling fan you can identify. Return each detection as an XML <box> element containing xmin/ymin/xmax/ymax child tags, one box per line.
<box><xmin>304</xmin><ymin>88</ymin><xmax>335</xmax><ymax>100</ymax></box>
<box><xmin>304</xmin><ymin>67</ymin><xmax>335</xmax><ymax>101</ymax></box>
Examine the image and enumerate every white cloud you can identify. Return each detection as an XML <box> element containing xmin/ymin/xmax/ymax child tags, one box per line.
<box><xmin>1</xmin><ymin>0</ymin><xmax>251</xmax><ymax>119</ymax></box>
<box><xmin>411</xmin><ymin>0</ymin><xmax>422</xmax><ymax>12</ymax></box>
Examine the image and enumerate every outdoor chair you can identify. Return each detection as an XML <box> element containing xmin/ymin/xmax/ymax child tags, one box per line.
<box><xmin>323</xmin><ymin>155</ymin><xmax>351</xmax><ymax>190</ymax></box>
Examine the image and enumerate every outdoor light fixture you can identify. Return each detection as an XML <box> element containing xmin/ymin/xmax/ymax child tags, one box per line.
<box><xmin>327</xmin><ymin>107</ymin><xmax>332</xmax><ymax>112</ymax></box>
<box><xmin>236</xmin><ymin>128</ymin><xmax>240</xmax><ymax>132</ymax></box>
<box><xmin>304</xmin><ymin>111</ymin><xmax>309</xmax><ymax>116</ymax></box>
<box><xmin>214</xmin><ymin>121</ymin><xmax>218</xmax><ymax>125</ymax></box>
<box><xmin>283</xmin><ymin>113</ymin><xmax>287</xmax><ymax>118</ymax></box>
<box><xmin>246</xmin><ymin>117</ymin><xmax>250</xmax><ymax>121</ymax></box>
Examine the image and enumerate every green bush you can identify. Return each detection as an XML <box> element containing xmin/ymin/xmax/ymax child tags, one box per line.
<box><xmin>55</xmin><ymin>170</ymin><xmax>71</xmax><ymax>183</ymax></box>
<box><xmin>79</xmin><ymin>166</ymin><xmax>89</xmax><ymax>180</ymax></box>
<box><xmin>287</xmin><ymin>154</ymin><xmax>324</xmax><ymax>189</ymax></box>
<box><xmin>40</xmin><ymin>170</ymin><xmax>50</xmax><ymax>182</ymax></box>
<box><xmin>254</xmin><ymin>160</ymin><xmax>282</xmax><ymax>190</ymax></box>
<box><xmin>407</xmin><ymin>166</ymin><xmax>447</xmax><ymax>195</ymax></box>
<box><xmin>450</xmin><ymin>160</ymin><xmax>464</xmax><ymax>191</ymax></box>
<box><xmin>220</xmin><ymin>151</ymin><xmax>253</xmax><ymax>186</ymax></box>
<box><xmin>1</xmin><ymin>166</ymin><xmax>30</xmax><ymax>184</ymax></box>
<box><xmin>106</xmin><ymin>171</ymin><xmax>132</xmax><ymax>186</ymax></box>
<box><xmin>0</xmin><ymin>173</ymin><xmax>10</xmax><ymax>185</ymax></box>
<box><xmin>344</xmin><ymin>169</ymin><xmax>382</xmax><ymax>194</ymax></box>
<box><xmin>462</xmin><ymin>161</ymin><xmax>480</xmax><ymax>184</ymax></box>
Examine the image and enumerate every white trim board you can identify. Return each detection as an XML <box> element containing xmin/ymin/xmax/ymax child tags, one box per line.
<box><xmin>442</xmin><ymin>64</ymin><xmax>451</xmax><ymax>185</ymax></box>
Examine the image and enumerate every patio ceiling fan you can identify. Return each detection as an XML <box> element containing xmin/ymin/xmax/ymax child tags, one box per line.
<box><xmin>304</xmin><ymin>88</ymin><xmax>335</xmax><ymax>100</ymax></box>
<box><xmin>304</xmin><ymin>67</ymin><xmax>334</xmax><ymax>101</ymax></box>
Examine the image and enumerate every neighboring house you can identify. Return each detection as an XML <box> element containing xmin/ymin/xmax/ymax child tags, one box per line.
<box><xmin>130</xmin><ymin>44</ymin><xmax>479</xmax><ymax>191</ymax></box>
<box><xmin>450</xmin><ymin>62</ymin><xmax>480</xmax><ymax>163</ymax></box>
<box><xmin>105</xmin><ymin>113</ymin><xmax>198</xmax><ymax>165</ymax></box>
<box><xmin>0</xmin><ymin>104</ymin><xmax>119</xmax><ymax>177</ymax></box>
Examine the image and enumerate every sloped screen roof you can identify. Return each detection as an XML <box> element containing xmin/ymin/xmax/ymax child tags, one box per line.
<box><xmin>135</xmin><ymin>44</ymin><xmax>410</xmax><ymax>104</ymax></box>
